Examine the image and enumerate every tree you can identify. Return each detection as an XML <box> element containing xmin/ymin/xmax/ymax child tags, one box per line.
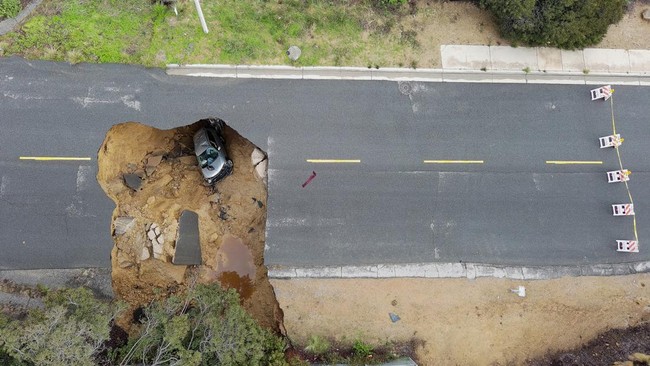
<box><xmin>0</xmin><ymin>287</ymin><xmax>122</xmax><ymax>366</ymax></box>
<box><xmin>118</xmin><ymin>283</ymin><xmax>287</xmax><ymax>366</ymax></box>
<box><xmin>479</xmin><ymin>0</ymin><xmax>626</xmax><ymax>49</ymax></box>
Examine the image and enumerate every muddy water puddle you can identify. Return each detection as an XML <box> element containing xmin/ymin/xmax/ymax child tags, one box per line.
<box><xmin>214</xmin><ymin>236</ymin><xmax>256</xmax><ymax>300</ymax></box>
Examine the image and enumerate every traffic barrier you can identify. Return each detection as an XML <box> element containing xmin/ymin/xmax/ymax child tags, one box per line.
<box><xmin>607</xmin><ymin>169</ymin><xmax>630</xmax><ymax>183</ymax></box>
<box><xmin>612</xmin><ymin>204</ymin><xmax>635</xmax><ymax>216</ymax></box>
<box><xmin>591</xmin><ymin>85</ymin><xmax>612</xmax><ymax>101</ymax></box>
<box><xmin>616</xmin><ymin>240</ymin><xmax>639</xmax><ymax>253</ymax></box>
<box><xmin>599</xmin><ymin>134</ymin><xmax>622</xmax><ymax>148</ymax></box>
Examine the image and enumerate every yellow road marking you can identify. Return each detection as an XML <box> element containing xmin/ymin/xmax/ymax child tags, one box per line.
<box><xmin>20</xmin><ymin>156</ymin><xmax>92</xmax><ymax>161</ymax></box>
<box><xmin>306</xmin><ymin>159</ymin><xmax>361</xmax><ymax>163</ymax></box>
<box><xmin>423</xmin><ymin>160</ymin><xmax>484</xmax><ymax>164</ymax></box>
<box><xmin>545</xmin><ymin>160</ymin><xmax>602</xmax><ymax>165</ymax></box>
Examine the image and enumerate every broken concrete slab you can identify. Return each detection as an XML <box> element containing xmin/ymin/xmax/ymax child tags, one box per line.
<box><xmin>123</xmin><ymin>173</ymin><xmax>142</xmax><ymax>191</ymax></box>
<box><xmin>140</xmin><ymin>246</ymin><xmax>150</xmax><ymax>261</ymax></box>
<box><xmin>113</xmin><ymin>216</ymin><xmax>135</xmax><ymax>235</ymax></box>
<box><xmin>643</xmin><ymin>8</ymin><xmax>650</xmax><ymax>20</ymax></box>
<box><xmin>251</xmin><ymin>148</ymin><xmax>266</xmax><ymax>167</ymax></box>
<box><xmin>147</xmin><ymin>155</ymin><xmax>163</xmax><ymax>167</ymax></box>
<box><xmin>172</xmin><ymin>210</ymin><xmax>202</xmax><ymax>265</ymax></box>
<box><xmin>254</xmin><ymin>159</ymin><xmax>268</xmax><ymax>185</ymax></box>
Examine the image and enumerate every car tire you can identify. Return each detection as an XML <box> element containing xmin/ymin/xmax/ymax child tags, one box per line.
<box><xmin>224</xmin><ymin>160</ymin><xmax>233</xmax><ymax>175</ymax></box>
<box><xmin>209</xmin><ymin>118</ymin><xmax>225</xmax><ymax>132</ymax></box>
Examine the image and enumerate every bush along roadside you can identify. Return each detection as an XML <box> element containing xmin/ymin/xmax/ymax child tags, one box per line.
<box><xmin>478</xmin><ymin>0</ymin><xmax>626</xmax><ymax>49</ymax></box>
<box><xmin>0</xmin><ymin>283</ymin><xmax>289</xmax><ymax>365</ymax></box>
<box><xmin>0</xmin><ymin>0</ymin><xmax>21</xmax><ymax>19</ymax></box>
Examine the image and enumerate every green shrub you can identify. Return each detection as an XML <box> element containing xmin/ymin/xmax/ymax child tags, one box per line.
<box><xmin>480</xmin><ymin>0</ymin><xmax>626</xmax><ymax>49</ymax></box>
<box><xmin>304</xmin><ymin>335</ymin><xmax>330</xmax><ymax>355</ymax></box>
<box><xmin>0</xmin><ymin>0</ymin><xmax>21</xmax><ymax>19</ymax></box>
<box><xmin>0</xmin><ymin>287</ymin><xmax>122</xmax><ymax>366</ymax></box>
<box><xmin>118</xmin><ymin>284</ymin><xmax>288</xmax><ymax>366</ymax></box>
<box><xmin>352</xmin><ymin>339</ymin><xmax>374</xmax><ymax>358</ymax></box>
<box><xmin>375</xmin><ymin>0</ymin><xmax>408</xmax><ymax>8</ymax></box>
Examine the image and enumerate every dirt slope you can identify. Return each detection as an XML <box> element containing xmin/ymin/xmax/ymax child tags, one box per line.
<box><xmin>272</xmin><ymin>275</ymin><xmax>650</xmax><ymax>365</ymax></box>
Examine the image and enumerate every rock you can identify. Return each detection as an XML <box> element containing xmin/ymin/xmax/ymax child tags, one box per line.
<box><xmin>254</xmin><ymin>159</ymin><xmax>268</xmax><ymax>185</ymax></box>
<box><xmin>145</xmin><ymin>166</ymin><xmax>156</xmax><ymax>177</ymax></box>
<box><xmin>147</xmin><ymin>155</ymin><xmax>163</xmax><ymax>167</ymax></box>
<box><xmin>140</xmin><ymin>247</ymin><xmax>151</xmax><ymax>261</ymax></box>
<box><xmin>156</xmin><ymin>235</ymin><xmax>164</xmax><ymax>245</ymax></box>
<box><xmin>208</xmin><ymin>193</ymin><xmax>220</xmax><ymax>203</ymax></box>
<box><xmin>154</xmin><ymin>226</ymin><xmax>161</xmax><ymax>236</ymax></box>
<box><xmin>113</xmin><ymin>216</ymin><xmax>135</xmax><ymax>235</ymax></box>
<box><xmin>147</xmin><ymin>196</ymin><xmax>156</xmax><ymax>205</ymax></box>
<box><xmin>139</xmin><ymin>260</ymin><xmax>187</xmax><ymax>284</ymax></box>
<box><xmin>123</xmin><ymin>173</ymin><xmax>142</xmax><ymax>191</ymax></box>
<box><xmin>152</xmin><ymin>241</ymin><xmax>164</xmax><ymax>260</ymax></box>
<box><xmin>147</xmin><ymin>230</ymin><xmax>156</xmax><ymax>241</ymax></box>
<box><xmin>178</xmin><ymin>156</ymin><xmax>196</xmax><ymax>166</ymax></box>
<box><xmin>117</xmin><ymin>251</ymin><xmax>135</xmax><ymax>268</ymax></box>
<box><xmin>151</xmin><ymin>223</ymin><xmax>158</xmax><ymax>230</ymax></box>
<box><xmin>643</xmin><ymin>9</ymin><xmax>650</xmax><ymax>20</ymax></box>
<box><xmin>251</xmin><ymin>148</ymin><xmax>266</xmax><ymax>167</ymax></box>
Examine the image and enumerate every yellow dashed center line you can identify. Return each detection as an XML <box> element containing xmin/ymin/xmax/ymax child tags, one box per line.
<box><xmin>545</xmin><ymin>160</ymin><xmax>602</xmax><ymax>165</ymax></box>
<box><xmin>306</xmin><ymin>159</ymin><xmax>361</xmax><ymax>163</ymax></box>
<box><xmin>423</xmin><ymin>160</ymin><xmax>484</xmax><ymax>164</ymax></box>
<box><xmin>20</xmin><ymin>156</ymin><xmax>92</xmax><ymax>161</ymax></box>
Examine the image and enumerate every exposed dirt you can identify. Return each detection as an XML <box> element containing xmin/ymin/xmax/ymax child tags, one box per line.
<box><xmin>401</xmin><ymin>0</ymin><xmax>650</xmax><ymax>68</ymax></box>
<box><xmin>96</xmin><ymin>121</ymin><xmax>282</xmax><ymax>334</ymax></box>
<box><xmin>272</xmin><ymin>275</ymin><xmax>650</xmax><ymax>365</ymax></box>
<box><xmin>529</xmin><ymin>323</ymin><xmax>650</xmax><ymax>366</ymax></box>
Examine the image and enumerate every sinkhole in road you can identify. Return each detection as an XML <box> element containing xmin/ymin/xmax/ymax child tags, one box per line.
<box><xmin>96</xmin><ymin>118</ymin><xmax>282</xmax><ymax>334</ymax></box>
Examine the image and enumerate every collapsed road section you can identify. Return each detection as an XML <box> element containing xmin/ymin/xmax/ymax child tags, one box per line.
<box><xmin>97</xmin><ymin>119</ymin><xmax>281</xmax><ymax>333</ymax></box>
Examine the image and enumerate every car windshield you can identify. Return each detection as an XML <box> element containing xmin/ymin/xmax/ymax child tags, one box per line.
<box><xmin>198</xmin><ymin>147</ymin><xmax>219</xmax><ymax>168</ymax></box>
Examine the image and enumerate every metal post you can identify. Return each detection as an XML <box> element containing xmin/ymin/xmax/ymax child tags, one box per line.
<box><xmin>193</xmin><ymin>0</ymin><xmax>209</xmax><ymax>34</ymax></box>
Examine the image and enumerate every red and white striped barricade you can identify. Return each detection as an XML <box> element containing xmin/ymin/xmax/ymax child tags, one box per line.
<box><xmin>607</xmin><ymin>169</ymin><xmax>630</xmax><ymax>183</ymax></box>
<box><xmin>599</xmin><ymin>134</ymin><xmax>622</xmax><ymax>148</ymax></box>
<box><xmin>616</xmin><ymin>240</ymin><xmax>639</xmax><ymax>253</ymax></box>
<box><xmin>591</xmin><ymin>85</ymin><xmax>612</xmax><ymax>101</ymax></box>
<box><xmin>612</xmin><ymin>204</ymin><xmax>635</xmax><ymax>216</ymax></box>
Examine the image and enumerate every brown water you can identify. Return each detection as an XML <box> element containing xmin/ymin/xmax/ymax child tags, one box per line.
<box><xmin>214</xmin><ymin>236</ymin><xmax>256</xmax><ymax>300</ymax></box>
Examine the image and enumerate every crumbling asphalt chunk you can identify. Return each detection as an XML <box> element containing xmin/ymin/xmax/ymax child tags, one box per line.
<box><xmin>123</xmin><ymin>173</ymin><xmax>142</xmax><ymax>191</ymax></box>
<box><xmin>113</xmin><ymin>216</ymin><xmax>135</xmax><ymax>236</ymax></box>
<box><xmin>172</xmin><ymin>210</ymin><xmax>202</xmax><ymax>265</ymax></box>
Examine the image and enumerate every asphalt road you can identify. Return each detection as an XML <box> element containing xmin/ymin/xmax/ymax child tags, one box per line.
<box><xmin>0</xmin><ymin>57</ymin><xmax>648</xmax><ymax>270</ymax></box>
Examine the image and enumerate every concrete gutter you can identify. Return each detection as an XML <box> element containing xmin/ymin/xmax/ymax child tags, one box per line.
<box><xmin>167</xmin><ymin>64</ymin><xmax>650</xmax><ymax>85</ymax></box>
<box><xmin>0</xmin><ymin>0</ymin><xmax>43</xmax><ymax>36</ymax></box>
<box><xmin>268</xmin><ymin>261</ymin><xmax>650</xmax><ymax>280</ymax></box>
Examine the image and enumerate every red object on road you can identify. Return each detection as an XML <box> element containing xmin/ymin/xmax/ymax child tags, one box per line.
<box><xmin>302</xmin><ymin>171</ymin><xmax>317</xmax><ymax>188</ymax></box>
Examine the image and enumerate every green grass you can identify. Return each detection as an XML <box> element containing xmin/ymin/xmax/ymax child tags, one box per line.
<box><xmin>0</xmin><ymin>0</ymin><xmax>418</xmax><ymax>67</ymax></box>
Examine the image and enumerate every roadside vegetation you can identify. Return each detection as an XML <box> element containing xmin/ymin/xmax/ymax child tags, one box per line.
<box><xmin>0</xmin><ymin>0</ymin><xmax>631</xmax><ymax>68</ymax></box>
<box><xmin>0</xmin><ymin>282</ymin><xmax>412</xmax><ymax>365</ymax></box>
<box><xmin>0</xmin><ymin>0</ymin><xmax>417</xmax><ymax>67</ymax></box>
<box><xmin>0</xmin><ymin>284</ymin><xmax>288</xmax><ymax>365</ymax></box>
<box><xmin>478</xmin><ymin>0</ymin><xmax>627</xmax><ymax>49</ymax></box>
<box><xmin>0</xmin><ymin>0</ymin><xmax>21</xmax><ymax>20</ymax></box>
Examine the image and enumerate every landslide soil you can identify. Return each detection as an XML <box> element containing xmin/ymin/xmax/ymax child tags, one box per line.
<box><xmin>97</xmin><ymin>121</ymin><xmax>281</xmax><ymax>334</ymax></box>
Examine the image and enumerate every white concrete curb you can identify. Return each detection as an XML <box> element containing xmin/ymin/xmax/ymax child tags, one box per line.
<box><xmin>167</xmin><ymin>64</ymin><xmax>650</xmax><ymax>85</ymax></box>
<box><xmin>266</xmin><ymin>261</ymin><xmax>650</xmax><ymax>280</ymax></box>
